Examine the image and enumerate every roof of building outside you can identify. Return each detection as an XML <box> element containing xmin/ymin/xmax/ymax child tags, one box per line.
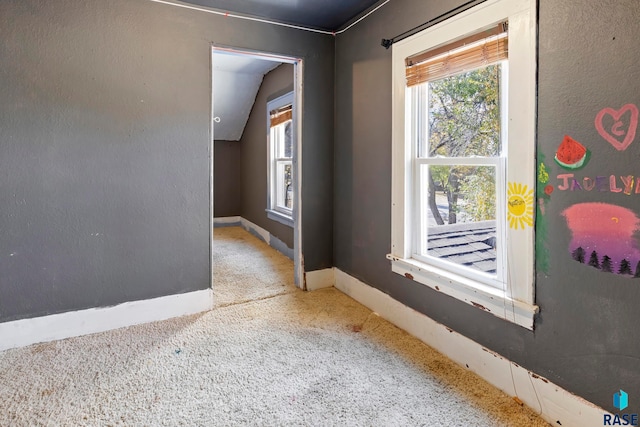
<box><xmin>427</xmin><ymin>220</ymin><xmax>497</xmax><ymax>274</ymax></box>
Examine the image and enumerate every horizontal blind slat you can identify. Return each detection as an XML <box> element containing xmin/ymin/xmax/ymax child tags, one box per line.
<box><xmin>270</xmin><ymin>109</ymin><xmax>292</xmax><ymax>127</ymax></box>
<box><xmin>405</xmin><ymin>24</ymin><xmax>507</xmax><ymax>87</ymax></box>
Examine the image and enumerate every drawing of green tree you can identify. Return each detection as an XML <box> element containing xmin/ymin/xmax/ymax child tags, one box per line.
<box><xmin>601</xmin><ymin>255</ymin><xmax>613</xmax><ymax>273</ymax></box>
<box><xmin>588</xmin><ymin>251</ymin><xmax>600</xmax><ymax>269</ymax></box>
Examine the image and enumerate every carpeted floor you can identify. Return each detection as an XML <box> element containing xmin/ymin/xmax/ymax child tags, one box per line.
<box><xmin>213</xmin><ymin>226</ymin><xmax>295</xmax><ymax>307</ymax></box>
<box><xmin>0</xmin><ymin>226</ymin><xmax>549</xmax><ymax>426</ymax></box>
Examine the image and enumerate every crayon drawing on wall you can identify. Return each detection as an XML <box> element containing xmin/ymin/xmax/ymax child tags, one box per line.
<box><xmin>536</xmin><ymin>158</ymin><xmax>552</xmax><ymax>274</ymax></box>
<box><xmin>563</xmin><ymin>202</ymin><xmax>640</xmax><ymax>276</ymax></box>
<box><xmin>595</xmin><ymin>103</ymin><xmax>638</xmax><ymax>151</ymax></box>
<box><xmin>554</xmin><ymin>135</ymin><xmax>590</xmax><ymax>170</ymax></box>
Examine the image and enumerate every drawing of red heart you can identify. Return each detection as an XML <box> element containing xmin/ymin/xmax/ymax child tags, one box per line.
<box><xmin>594</xmin><ymin>103</ymin><xmax>639</xmax><ymax>151</ymax></box>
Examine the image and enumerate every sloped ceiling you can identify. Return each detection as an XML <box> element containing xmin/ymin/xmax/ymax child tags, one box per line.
<box><xmin>207</xmin><ymin>0</ymin><xmax>383</xmax><ymax>140</ymax></box>
<box><xmin>213</xmin><ymin>52</ymin><xmax>281</xmax><ymax>141</ymax></box>
<box><xmin>179</xmin><ymin>0</ymin><xmax>381</xmax><ymax>31</ymax></box>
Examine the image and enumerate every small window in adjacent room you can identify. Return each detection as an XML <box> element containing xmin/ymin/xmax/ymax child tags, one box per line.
<box><xmin>266</xmin><ymin>92</ymin><xmax>294</xmax><ymax>226</ymax></box>
<box><xmin>388</xmin><ymin>0</ymin><xmax>538</xmax><ymax>329</ymax></box>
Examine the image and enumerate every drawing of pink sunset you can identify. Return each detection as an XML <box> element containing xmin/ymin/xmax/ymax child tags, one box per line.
<box><xmin>563</xmin><ymin>202</ymin><xmax>640</xmax><ymax>276</ymax></box>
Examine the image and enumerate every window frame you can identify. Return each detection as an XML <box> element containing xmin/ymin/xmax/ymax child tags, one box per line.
<box><xmin>389</xmin><ymin>0</ymin><xmax>538</xmax><ymax>329</ymax></box>
<box><xmin>266</xmin><ymin>91</ymin><xmax>295</xmax><ymax>227</ymax></box>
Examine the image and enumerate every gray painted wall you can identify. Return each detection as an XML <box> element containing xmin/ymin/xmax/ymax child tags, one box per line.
<box><xmin>240</xmin><ymin>64</ymin><xmax>294</xmax><ymax>249</ymax></box>
<box><xmin>6</xmin><ymin>0</ymin><xmax>632</xmax><ymax>414</ymax></box>
<box><xmin>0</xmin><ymin>0</ymin><xmax>334</xmax><ymax>322</ymax></box>
<box><xmin>214</xmin><ymin>141</ymin><xmax>242</xmax><ymax>217</ymax></box>
<box><xmin>334</xmin><ymin>0</ymin><xmax>640</xmax><ymax>413</ymax></box>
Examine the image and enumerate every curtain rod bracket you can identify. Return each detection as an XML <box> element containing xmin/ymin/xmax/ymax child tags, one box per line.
<box><xmin>381</xmin><ymin>39</ymin><xmax>393</xmax><ymax>49</ymax></box>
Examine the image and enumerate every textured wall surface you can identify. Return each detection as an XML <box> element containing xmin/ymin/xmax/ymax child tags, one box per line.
<box><xmin>240</xmin><ymin>64</ymin><xmax>295</xmax><ymax>249</ymax></box>
<box><xmin>0</xmin><ymin>0</ymin><xmax>333</xmax><ymax>322</ymax></box>
<box><xmin>214</xmin><ymin>140</ymin><xmax>242</xmax><ymax>217</ymax></box>
<box><xmin>536</xmin><ymin>0</ymin><xmax>640</xmax><ymax>412</ymax></box>
<box><xmin>334</xmin><ymin>0</ymin><xmax>640</xmax><ymax>412</ymax></box>
<box><xmin>5</xmin><ymin>0</ymin><xmax>636</xmax><ymax>413</ymax></box>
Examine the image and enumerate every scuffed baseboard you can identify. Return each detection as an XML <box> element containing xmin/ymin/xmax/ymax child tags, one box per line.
<box><xmin>333</xmin><ymin>268</ymin><xmax>608</xmax><ymax>427</ymax></box>
<box><xmin>0</xmin><ymin>289</ymin><xmax>213</xmax><ymax>352</ymax></box>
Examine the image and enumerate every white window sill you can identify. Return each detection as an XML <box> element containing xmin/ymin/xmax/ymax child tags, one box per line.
<box><xmin>266</xmin><ymin>209</ymin><xmax>293</xmax><ymax>227</ymax></box>
<box><xmin>386</xmin><ymin>254</ymin><xmax>538</xmax><ymax>330</ymax></box>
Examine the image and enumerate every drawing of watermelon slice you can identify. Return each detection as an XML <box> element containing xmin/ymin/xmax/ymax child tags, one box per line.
<box><xmin>554</xmin><ymin>135</ymin><xmax>589</xmax><ymax>169</ymax></box>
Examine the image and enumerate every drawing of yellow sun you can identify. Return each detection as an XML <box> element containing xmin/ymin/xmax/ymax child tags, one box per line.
<box><xmin>507</xmin><ymin>182</ymin><xmax>534</xmax><ymax>229</ymax></box>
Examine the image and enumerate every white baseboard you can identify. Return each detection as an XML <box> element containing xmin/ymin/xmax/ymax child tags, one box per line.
<box><xmin>214</xmin><ymin>216</ymin><xmax>294</xmax><ymax>260</ymax></box>
<box><xmin>239</xmin><ymin>217</ymin><xmax>271</xmax><ymax>244</ymax></box>
<box><xmin>213</xmin><ymin>216</ymin><xmax>242</xmax><ymax>226</ymax></box>
<box><xmin>0</xmin><ymin>289</ymin><xmax>213</xmax><ymax>352</ymax></box>
<box><xmin>334</xmin><ymin>268</ymin><xmax>608</xmax><ymax>427</ymax></box>
<box><xmin>305</xmin><ymin>268</ymin><xmax>335</xmax><ymax>291</ymax></box>
<box><xmin>214</xmin><ymin>217</ymin><xmax>267</xmax><ymax>241</ymax></box>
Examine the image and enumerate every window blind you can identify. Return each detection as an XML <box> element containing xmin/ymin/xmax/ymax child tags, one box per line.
<box><xmin>270</xmin><ymin>105</ymin><xmax>292</xmax><ymax>127</ymax></box>
<box><xmin>405</xmin><ymin>22</ymin><xmax>508</xmax><ymax>87</ymax></box>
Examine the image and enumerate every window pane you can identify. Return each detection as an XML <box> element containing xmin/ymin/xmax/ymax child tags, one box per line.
<box><xmin>422</xmin><ymin>63</ymin><xmax>503</xmax><ymax>158</ymax></box>
<box><xmin>284</xmin><ymin>121</ymin><xmax>292</xmax><ymax>158</ymax></box>
<box><xmin>420</xmin><ymin>164</ymin><xmax>497</xmax><ymax>275</ymax></box>
<box><xmin>271</xmin><ymin>126</ymin><xmax>280</xmax><ymax>157</ymax></box>
<box><xmin>276</xmin><ymin>162</ymin><xmax>293</xmax><ymax>210</ymax></box>
<box><xmin>275</xmin><ymin>120</ymin><xmax>293</xmax><ymax>159</ymax></box>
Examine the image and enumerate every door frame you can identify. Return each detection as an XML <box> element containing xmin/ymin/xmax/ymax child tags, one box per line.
<box><xmin>210</xmin><ymin>45</ymin><xmax>304</xmax><ymax>290</ymax></box>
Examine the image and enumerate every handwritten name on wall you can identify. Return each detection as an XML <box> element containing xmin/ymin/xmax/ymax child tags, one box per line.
<box><xmin>555</xmin><ymin>174</ymin><xmax>638</xmax><ymax>194</ymax></box>
<box><xmin>549</xmin><ymin>103</ymin><xmax>640</xmax><ymax>196</ymax></box>
<box><xmin>549</xmin><ymin>103</ymin><xmax>640</xmax><ymax>277</ymax></box>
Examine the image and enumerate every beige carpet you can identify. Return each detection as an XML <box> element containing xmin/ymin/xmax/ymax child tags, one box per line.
<box><xmin>0</xmin><ymin>226</ymin><xmax>550</xmax><ymax>426</ymax></box>
<box><xmin>213</xmin><ymin>227</ymin><xmax>295</xmax><ymax>307</ymax></box>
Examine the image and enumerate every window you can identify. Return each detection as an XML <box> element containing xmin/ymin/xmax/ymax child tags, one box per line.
<box><xmin>267</xmin><ymin>92</ymin><xmax>294</xmax><ymax>226</ymax></box>
<box><xmin>389</xmin><ymin>0</ymin><xmax>538</xmax><ymax>329</ymax></box>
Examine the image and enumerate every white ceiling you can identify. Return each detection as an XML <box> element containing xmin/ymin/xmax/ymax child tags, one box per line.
<box><xmin>213</xmin><ymin>52</ymin><xmax>281</xmax><ymax>141</ymax></box>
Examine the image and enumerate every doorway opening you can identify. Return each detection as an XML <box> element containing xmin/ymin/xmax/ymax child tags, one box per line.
<box><xmin>210</xmin><ymin>46</ymin><xmax>304</xmax><ymax>299</ymax></box>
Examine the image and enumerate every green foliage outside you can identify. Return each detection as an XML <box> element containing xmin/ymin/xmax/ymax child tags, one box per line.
<box><xmin>426</xmin><ymin>64</ymin><xmax>501</xmax><ymax>224</ymax></box>
<box><xmin>459</xmin><ymin>168</ymin><xmax>496</xmax><ymax>221</ymax></box>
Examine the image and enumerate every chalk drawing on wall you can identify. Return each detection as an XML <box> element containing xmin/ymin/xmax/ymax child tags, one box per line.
<box><xmin>538</xmin><ymin>162</ymin><xmax>553</xmax><ymax>208</ymax></box>
<box><xmin>595</xmin><ymin>103</ymin><xmax>638</xmax><ymax>151</ymax></box>
<box><xmin>563</xmin><ymin>202</ymin><xmax>640</xmax><ymax>277</ymax></box>
<box><xmin>538</xmin><ymin>162</ymin><xmax>550</xmax><ymax>184</ymax></box>
<box><xmin>507</xmin><ymin>182</ymin><xmax>534</xmax><ymax>230</ymax></box>
<box><xmin>554</xmin><ymin>135</ymin><xmax>590</xmax><ymax>170</ymax></box>
<box><xmin>538</xmin><ymin>162</ymin><xmax>553</xmax><ymax>210</ymax></box>
<box><xmin>554</xmin><ymin>174</ymin><xmax>639</xmax><ymax>194</ymax></box>
<box><xmin>536</xmin><ymin>158</ymin><xmax>552</xmax><ymax>274</ymax></box>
